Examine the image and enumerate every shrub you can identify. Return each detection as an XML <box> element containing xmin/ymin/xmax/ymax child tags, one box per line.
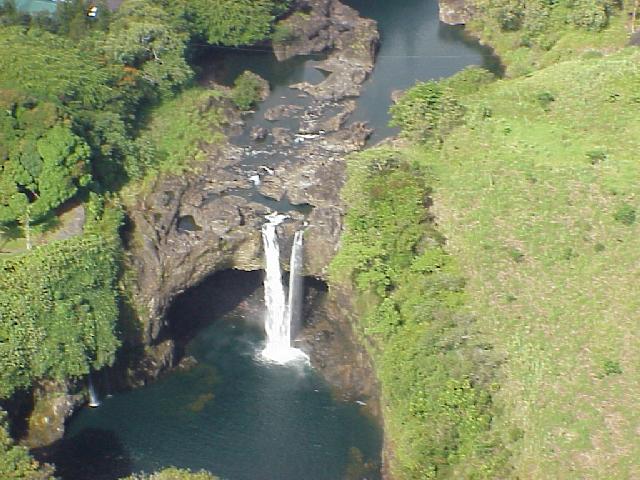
<box><xmin>442</xmin><ymin>66</ymin><xmax>496</xmax><ymax>96</ymax></box>
<box><xmin>507</xmin><ymin>247</ymin><xmax>525</xmax><ymax>262</ymax></box>
<box><xmin>390</xmin><ymin>82</ymin><xmax>464</xmax><ymax>144</ymax></box>
<box><xmin>536</xmin><ymin>91</ymin><xmax>555</xmax><ymax>110</ymax></box>
<box><xmin>490</xmin><ymin>0</ymin><xmax>526</xmax><ymax>30</ymax></box>
<box><xmin>613</xmin><ymin>203</ymin><xmax>636</xmax><ymax>226</ymax></box>
<box><xmin>0</xmin><ymin>409</ymin><xmax>54</xmax><ymax>479</ymax></box>
<box><xmin>568</xmin><ymin>0</ymin><xmax>611</xmax><ymax>30</ymax></box>
<box><xmin>231</xmin><ymin>71</ymin><xmax>266</xmax><ymax>110</ymax></box>
<box><xmin>586</xmin><ymin>148</ymin><xmax>608</xmax><ymax>164</ymax></box>
<box><xmin>272</xmin><ymin>22</ymin><xmax>296</xmax><ymax>44</ymax></box>
<box><xmin>602</xmin><ymin>359</ymin><xmax>622</xmax><ymax>376</ymax></box>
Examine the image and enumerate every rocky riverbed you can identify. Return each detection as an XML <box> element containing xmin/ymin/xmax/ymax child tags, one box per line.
<box><xmin>125</xmin><ymin>0</ymin><xmax>379</xmax><ymax>366</ymax></box>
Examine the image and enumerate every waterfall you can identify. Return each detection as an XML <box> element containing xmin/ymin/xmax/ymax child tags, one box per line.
<box><xmin>88</xmin><ymin>373</ymin><xmax>100</xmax><ymax>408</ymax></box>
<box><xmin>286</xmin><ymin>230</ymin><xmax>304</xmax><ymax>341</ymax></box>
<box><xmin>261</xmin><ymin>213</ymin><xmax>307</xmax><ymax>363</ymax></box>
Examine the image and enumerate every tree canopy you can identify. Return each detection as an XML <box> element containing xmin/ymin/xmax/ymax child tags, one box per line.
<box><xmin>0</xmin><ymin>99</ymin><xmax>91</xmax><ymax>224</ymax></box>
<box><xmin>0</xmin><ymin>409</ymin><xmax>54</xmax><ymax>480</ymax></box>
<box><xmin>155</xmin><ymin>0</ymin><xmax>291</xmax><ymax>45</ymax></box>
<box><xmin>0</xmin><ymin>202</ymin><xmax>122</xmax><ymax>398</ymax></box>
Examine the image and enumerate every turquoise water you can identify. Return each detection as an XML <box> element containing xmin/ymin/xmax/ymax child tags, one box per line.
<box><xmin>56</xmin><ymin>310</ymin><xmax>381</xmax><ymax>480</ymax></box>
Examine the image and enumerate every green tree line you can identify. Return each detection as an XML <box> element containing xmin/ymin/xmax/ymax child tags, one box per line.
<box><xmin>0</xmin><ymin>0</ymin><xmax>290</xmax><ymax>230</ymax></box>
<box><xmin>0</xmin><ymin>1</ymin><xmax>290</xmax><ymax>477</ymax></box>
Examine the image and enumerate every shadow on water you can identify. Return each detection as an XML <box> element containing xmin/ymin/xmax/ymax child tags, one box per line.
<box><xmin>437</xmin><ymin>23</ymin><xmax>504</xmax><ymax>76</ymax></box>
<box><xmin>195</xmin><ymin>46</ymin><xmax>326</xmax><ymax>88</ymax></box>
<box><xmin>36</xmin><ymin>428</ymin><xmax>133</xmax><ymax>480</ymax></box>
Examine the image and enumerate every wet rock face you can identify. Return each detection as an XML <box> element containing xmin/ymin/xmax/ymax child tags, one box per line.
<box><xmin>127</xmin><ymin>144</ymin><xmax>269</xmax><ymax>346</ymax></box>
<box><xmin>126</xmin><ymin>340</ymin><xmax>176</xmax><ymax>387</ymax></box>
<box><xmin>299</xmin><ymin>283</ymin><xmax>380</xmax><ymax>417</ymax></box>
<box><xmin>23</xmin><ymin>381</ymin><xmax>83</xmax><ymax>448</ymax></box>
<box><xmin>439</xmin><ymin>0</ymin><xmax>474</xmax><ymax>25</ymax></box>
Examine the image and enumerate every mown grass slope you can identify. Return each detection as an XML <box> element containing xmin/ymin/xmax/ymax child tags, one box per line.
<box><xmin>424</xmin><ymin>48</ymin><xmax>640</xmax><ymax>478</ymax></box>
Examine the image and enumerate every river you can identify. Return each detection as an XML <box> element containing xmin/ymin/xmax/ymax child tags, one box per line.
<box><xmin>55</xmin><ymin>1</ymin><xmax>497</xmax><ymax>479</ymax></box>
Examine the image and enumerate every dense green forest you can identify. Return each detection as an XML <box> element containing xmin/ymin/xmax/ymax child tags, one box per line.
<box><xmin>1</xmin><ymin>0</ymin><xmax>639</xmax><ymax>478</ymax></box>
<box><xmin>0</xmin><ymin>0</ymin><xmax>287</xmax><ymax>477</ymax></box>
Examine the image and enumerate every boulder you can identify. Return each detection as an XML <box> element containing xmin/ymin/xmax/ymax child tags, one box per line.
<box><xmin>271</xmin><ymin>127</ymin><xmax>294</xmax><ymax>145</ymax></box>
<box><xmin>439</xmin><ymin>0</ymin><xmax>474</xmax><ymax>25</ymax></box>
<box><xmin>264</xmin><ymin>104</ymin><xmax>303</xmax><ymax>121</ymax></box>
<box><xmin>24</xmin><ymin>381</ymin><xmax>83</xmax><ymax>448</ymax></box>
<box><xmin>250</xmin><ymin>126</ymin><xmax>268</xmax><ymax>140</ymax></box>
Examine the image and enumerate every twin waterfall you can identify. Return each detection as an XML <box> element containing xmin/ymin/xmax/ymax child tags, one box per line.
<box><xmin>261</xmin><ymin>214</ymin><xmax>307</xmax><ymax>364</ymax></box>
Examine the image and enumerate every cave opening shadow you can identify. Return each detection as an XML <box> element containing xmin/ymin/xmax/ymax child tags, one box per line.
<box><xmin>165</xmin><ymin>269</ymin><xmax>265</xmax><ymax>353</ymax></box>
<box><xmin>165</xmin><ymin>269</ymin><xmax>330</xmax><ymax>354</ymax></box>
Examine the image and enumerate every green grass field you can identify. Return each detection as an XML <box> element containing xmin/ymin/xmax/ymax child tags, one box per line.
<box><xmin>422</xmin><ymin>48</ymin><xmax>640</xmax><ymax>478</ymax></box>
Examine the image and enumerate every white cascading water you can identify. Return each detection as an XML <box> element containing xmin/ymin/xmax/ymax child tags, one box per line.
<box><xmin>88</xmin><ymin>373</ymin><xmax>100</xmax><ymax>408</ymax></box>
<box><xmin>286</xmin><ymin>230</ymin><xmax>304</xmax><ymax>340</ymax></box>
<box><xmin>261</xmin><ymin>213</ymin><xmax>307</xmax><ymax>363</ymax></box>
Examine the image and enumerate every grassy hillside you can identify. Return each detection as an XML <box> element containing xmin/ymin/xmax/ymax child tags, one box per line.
<box><xmin>331</xmin><ymin>147</ymin><xmax>508</xmax><ymax>478</ymax></box>
<box><xmin>424</xmin><ymin>48</ymin><xmax>640</xmax><ymax>478</ymax></box>
<box><xmin>466</xmin><ymin>0</ymin><xmax>632</xmax><ymax>75</ymax></box>
<box><xmin>334</xmin><ymin>18</ymin><xmax>639</xmax><ymax>473</ymax></box>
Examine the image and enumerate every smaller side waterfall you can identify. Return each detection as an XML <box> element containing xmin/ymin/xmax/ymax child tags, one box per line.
<box><xmin>286</xmin><ymin>230</ymin><xmax>304</xmax><ymax>341</ymax></box>
<box><xmin>88</xmin><ymin>374</ymin><xmax>100</xmax><ymax>408</ymax></box>
<box><xmin>261</xmin><ymin>213</ymin><xmax>307</xmax><ymax>364</ymax></box>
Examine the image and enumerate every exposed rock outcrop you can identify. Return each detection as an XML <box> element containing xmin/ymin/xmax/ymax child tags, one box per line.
<box><xmin>23</xmin><ymin>381</ymin><xmax>83</xmax><ymax>448</ymax></box>
<box><xmin>123</xmin><ymin>0</ymin><xmax>380</xmax><ymax>355</ymax></box>
<box><xmin>126</xmin><ymin>144</ymin><xmax>268</xmax><ymax>347</ymax></box>
<box><xmin>438</xmin><ymin>0</ymin><xmax>474</xmax><ymax>25</ymax></box>
<box><xmin>277</xmin><ymin>0</ymin><xmax>379</xmax><ymax>101</ymax></box>
<box><xmin>299</xmin><ymin>284</ymin><xmax>380</xmax><ymax>414</ymax></box>
<box><xmin>126</xmin><ymin>340</ymin><xmax>177</xmax><ymax>387</ymax></box>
